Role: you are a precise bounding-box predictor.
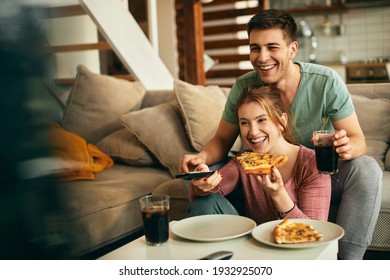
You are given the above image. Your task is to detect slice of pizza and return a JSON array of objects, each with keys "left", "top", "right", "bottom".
[
  {"left": 273, "top": 219, "right": 323, "bottom": 244},
  {"left": 236, "top": 151, "right": 288, "bottom": 175}
]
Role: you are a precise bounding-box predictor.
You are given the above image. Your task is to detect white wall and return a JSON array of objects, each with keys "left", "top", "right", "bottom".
[
  {"left": 23, "top": 0, "right": 77, "bottom": 5},
  {"left": 45, "top": 16, "right": 100, "bottom": 78},
  {"left": 27, "top": 0, "right": 99, "bottom": 78},
  {"left": 156, "top": 0, "right": 179, "bottom": 78}
]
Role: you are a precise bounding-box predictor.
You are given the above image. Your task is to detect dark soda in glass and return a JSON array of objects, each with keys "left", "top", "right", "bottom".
[
  {"left": 315, "top": 145, "right": 339, "bottom": 174},
  {"left": 141, "top": 205, "right": 169, "bottom": 245}
]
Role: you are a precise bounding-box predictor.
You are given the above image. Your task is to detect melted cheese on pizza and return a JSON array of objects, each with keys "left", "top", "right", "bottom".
[
  {"left": 274, "top": 219, "right": 323, "bottom": 244},
  {"left": 236, "top": 152, "right": 288, "bottom": 174}
]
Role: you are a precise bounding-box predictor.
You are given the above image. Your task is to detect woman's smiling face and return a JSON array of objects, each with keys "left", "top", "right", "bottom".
[{"left": 238, "top": 101, "right": 286, "bottom": 154}]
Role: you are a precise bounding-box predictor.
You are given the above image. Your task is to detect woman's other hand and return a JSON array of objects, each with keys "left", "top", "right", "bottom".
[{"left": 192, "top": 163, "right": 222, "bottom": 192}]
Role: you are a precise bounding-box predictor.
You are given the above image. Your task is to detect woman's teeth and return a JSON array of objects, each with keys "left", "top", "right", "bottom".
[{"left": 251, "top": 137, "right": 266, "bottom": 144}]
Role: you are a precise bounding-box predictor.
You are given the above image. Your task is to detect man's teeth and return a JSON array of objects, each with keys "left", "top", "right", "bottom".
[{"left": 260, "top": 65, "right": 275, "bottom": 70}]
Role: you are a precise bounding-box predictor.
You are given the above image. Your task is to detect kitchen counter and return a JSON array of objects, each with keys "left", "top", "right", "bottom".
[{"left": 321, "top": 62, "right": 390, "bottom": 84}]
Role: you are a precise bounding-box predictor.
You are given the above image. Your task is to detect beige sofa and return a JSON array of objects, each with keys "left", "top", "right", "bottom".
[
  {"left": 54, "top": 65, "right": 389, "bottom": 258},
  {"left": 344, "top": 83, "right": 390, "bottom": 252},
  {"left": 54, "top": 65, "right": 241, "bottom": 258}
]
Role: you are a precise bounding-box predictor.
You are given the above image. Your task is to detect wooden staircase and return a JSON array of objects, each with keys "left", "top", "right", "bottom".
[
  {"left": 45, "top": 1, "right": 174, "bottom": 91},
  {"left": 44, "top": 4, "right": 137, "bottom": 86},
  {"left": 44, "top": 1, "right": 265, "bottom": 88},
  {"left": 202, "top": 0, "right": 265, "bottom": 87}
]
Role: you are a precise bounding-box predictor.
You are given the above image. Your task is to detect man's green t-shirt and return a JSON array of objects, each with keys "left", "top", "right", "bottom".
[{"left": 222, "top": 61, "right": 355, "bottom": 149}]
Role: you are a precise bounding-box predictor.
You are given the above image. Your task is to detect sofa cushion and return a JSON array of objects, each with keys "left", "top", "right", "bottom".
[
  {"left": 58, "top": 164, "right": 171, "bottom": 219},
  {"left": 96, "top": 128, "right": 158, "bottom": 166},
  {"left": 141, "top": 90, "right": 176, "bottom": 108},
  {"left": 120, "top": 101, "right": 194, "bottom": 177},
  {"left": 152, "top": 179, "right": 189, "bottom": 221},
  {"left": 62, "top": 65, "right": 145, "bottom": 144},
  {"left": 351, "top": 94, "right": 390, "bottom": 169},
  {"left": 174, "top": 80, "right": 242, "bottom": 153},
  {"left": 56, "top": 164, "right": 172, "bottom": 256},
  {"left": 174, "top": 80, "right": 227, "bottom": 152},
  {"left": 366, "top": 140, "right": 389, "bottom": 171}
]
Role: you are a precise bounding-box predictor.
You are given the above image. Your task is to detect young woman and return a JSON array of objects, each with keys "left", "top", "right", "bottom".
[{"left": 188, "top": 85, "right": 331, "bottom": 223}]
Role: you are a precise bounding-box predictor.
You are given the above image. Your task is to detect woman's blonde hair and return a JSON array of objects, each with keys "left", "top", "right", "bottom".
[{"left": 236, "top": 84, "right": 297, "bottom": 145}]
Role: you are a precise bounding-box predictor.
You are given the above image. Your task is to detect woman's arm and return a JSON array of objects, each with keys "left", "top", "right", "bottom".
[
  {"left": 290, "top": 155, "right": 332, "bottom": 220},
  {"left": 188, "top": 159, "right": 241, "bottom": 202},
  {"left": 261, "top": 149, "right": 331, "bottom": 221}
]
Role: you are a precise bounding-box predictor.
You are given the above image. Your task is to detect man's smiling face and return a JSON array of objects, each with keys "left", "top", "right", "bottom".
[{"left": 249, "top": 28, "right": 296, "bottom": 85}]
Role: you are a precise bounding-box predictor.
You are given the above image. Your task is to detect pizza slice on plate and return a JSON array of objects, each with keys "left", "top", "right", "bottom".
[
  {"left": 273, "top": 219, "right": 323, "bottom": 244},
  {"left": 236, "top": 151, "right": 288, "bottom": 175}
]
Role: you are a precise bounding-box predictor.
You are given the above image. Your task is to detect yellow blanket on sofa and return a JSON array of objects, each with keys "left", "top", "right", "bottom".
[{"left": 50, "top": 123, "right": 113, "bottom": 181}]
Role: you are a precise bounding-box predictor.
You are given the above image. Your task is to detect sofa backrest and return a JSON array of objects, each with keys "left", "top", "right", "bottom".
[
  {"left": 347, "top": 83, "right": 390, "bottom": 171},
  {"left": 347, "top": 83, "right": 390, "bottom": 99}
]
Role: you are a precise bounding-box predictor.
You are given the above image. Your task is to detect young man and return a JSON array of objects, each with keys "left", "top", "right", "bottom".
[{"left": 180, "top": 9, "right": 382, "bottom": 260}]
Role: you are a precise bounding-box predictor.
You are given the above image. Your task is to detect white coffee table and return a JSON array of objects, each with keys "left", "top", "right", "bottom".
[{"left": 99, "top": 228, "right": 338, "bottom": 260}]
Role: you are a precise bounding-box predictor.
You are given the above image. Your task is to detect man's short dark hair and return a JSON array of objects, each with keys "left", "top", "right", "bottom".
[{"left": 247, "top": 9, "right": 297, "bottom": 43}]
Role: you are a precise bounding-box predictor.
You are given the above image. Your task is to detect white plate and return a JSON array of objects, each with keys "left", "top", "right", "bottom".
[
  {"left": 252, "top": 219, "right": 345, "bottom": 249},
  {"left": 170, "top": 215, "right": 256, "bottom": 241}
]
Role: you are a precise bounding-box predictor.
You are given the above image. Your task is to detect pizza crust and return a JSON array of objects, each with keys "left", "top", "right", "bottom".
[{"left": 273, "top": 219, "right": 323, "bottom": 244}]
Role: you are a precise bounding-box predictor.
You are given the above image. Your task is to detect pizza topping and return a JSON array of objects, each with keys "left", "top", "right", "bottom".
[
  {"left": 236, "top": 151, "right": 288, "bottom": 175},
  {"left": 273, "top": 219, "right": 323, "bottom": 244}
]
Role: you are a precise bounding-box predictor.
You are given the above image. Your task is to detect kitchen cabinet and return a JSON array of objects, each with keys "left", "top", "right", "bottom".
[
  {"left": 325, "top": 62, "right": 389, "bottom": 83},
  {"left": 266, "top": 0, "right": 348, "bottom": 15},
  {"left": 346, "top": 63, "right": 389, "bottom": 83},
  {"left": 324, "top": 62, "right": 389, "bottom": 84}
]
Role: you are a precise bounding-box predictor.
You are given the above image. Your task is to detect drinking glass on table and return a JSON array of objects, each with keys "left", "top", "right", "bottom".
[
  {"left": 139, "top": 194, "right": 170, "bottom": 246},
  {"left": 313, "top": 130, "right": 339, "bottom": 174}
]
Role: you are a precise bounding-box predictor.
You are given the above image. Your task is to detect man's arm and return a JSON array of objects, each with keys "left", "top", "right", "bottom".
[
  {"left": 332, "top": 112, "right": 367, "bottom": 160},
  {"left": 202, "top": 118, "right": 240, "bottom": 164},
  {"left": 180, "top": 119, "right": 240, "bottom": 173}
]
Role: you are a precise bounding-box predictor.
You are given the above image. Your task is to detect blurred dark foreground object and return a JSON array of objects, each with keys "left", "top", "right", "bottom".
[{"left": 0, "top": 2, "right": 71, "bottom": 259}]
